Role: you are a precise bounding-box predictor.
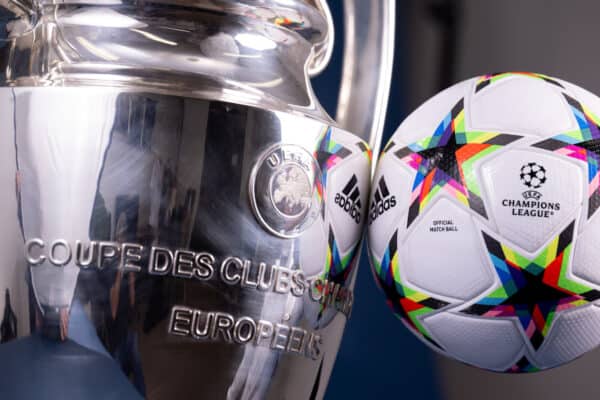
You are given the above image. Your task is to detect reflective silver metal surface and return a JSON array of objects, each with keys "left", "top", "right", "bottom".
[
  {"left": 0, "top": 1, "right": 394, "bottom": 399},
  {"left": 337, "top": 0, "right": 395, "bottom": 162}
]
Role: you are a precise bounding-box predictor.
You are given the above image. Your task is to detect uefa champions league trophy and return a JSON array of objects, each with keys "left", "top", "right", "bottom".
[{"left": 0, "top": 1, "right": 394, "bottom": 399}]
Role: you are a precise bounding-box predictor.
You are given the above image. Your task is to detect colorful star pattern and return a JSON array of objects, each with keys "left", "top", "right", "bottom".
[
  {"left": 371, "top": 231, "right": 449, "bottom": 346},
  {"left": 314, "top": 226, "right": 361, "bottom": 319},
  {"left": 315, "top": 128, "right": 353, "bottom": 217},
  {"left": 475, "top": 72, "right": 564, "bottom": 93},
  {"left": 533, "top": 93, "right": 600, "bottom": 219},
  {"left": 315, "top": 127, "right": 353, "bottom": 185},
  {"left": 323, "top": 226, "right": 359, "bottom": 284},
  {"left": 356, "top": 141, "right": 372, "bottom": 164},
  {"left": 462, "top": 221, "right": 600, "bottom": 351},
  {"left": 394, "top": 99, "right": 522, "bottom": 227},
  {"left": 380, "top": 140, "right": 397, "bottom": 158},
  {"left": 506, "top": 357, "right": 540, "bottom": 373}
]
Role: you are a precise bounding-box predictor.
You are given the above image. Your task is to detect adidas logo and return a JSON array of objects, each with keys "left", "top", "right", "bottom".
[
  {"left": 335, "top": 174, "right": 362, "bottom": 224},
  {"left": 369, "top": 176, "right": 396, "bottom": 225}
]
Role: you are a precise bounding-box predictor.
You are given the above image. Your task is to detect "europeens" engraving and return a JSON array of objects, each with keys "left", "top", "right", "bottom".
[{"left": 169, "top": 306, "right": 323, "bottom": 360}]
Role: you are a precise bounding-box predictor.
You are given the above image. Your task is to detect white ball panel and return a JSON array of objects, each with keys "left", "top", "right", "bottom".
[
  {"left": 572, "top": 209, "right": 600, "bottom": 286},
  {"left": 470, "top": 77, "right": 574, "bottom": 136},
  {"left": 392, "top": 79, "right": 474, "bottom": 145},
  {"left": 403, "top": 197, "right": 494, "bottom": 300},
  {"left": 480, "top": 149, "right": 583, "bottom": 252},
  {"left": 299, "top": 216, "right": 327, "bottom": 278},
  {"left": 423, "top": 312, "right": 525, "bottom": 371},
  {"left": 534, "top": 305, "right": 600, "bottom": 369}
]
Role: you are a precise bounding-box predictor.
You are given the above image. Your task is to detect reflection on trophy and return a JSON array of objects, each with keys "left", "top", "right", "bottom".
[{"left": 0, "top": 1, "right": 393, "bottom": 398}]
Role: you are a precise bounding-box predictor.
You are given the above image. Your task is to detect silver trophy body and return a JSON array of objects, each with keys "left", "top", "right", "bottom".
[{"left": 0, "top": 1, "right": 394, "bottom": 399}]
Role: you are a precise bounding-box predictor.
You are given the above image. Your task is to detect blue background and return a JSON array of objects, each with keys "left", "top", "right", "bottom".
[{"left": 312, "top": 4, "right": 442, "bottom": 399}]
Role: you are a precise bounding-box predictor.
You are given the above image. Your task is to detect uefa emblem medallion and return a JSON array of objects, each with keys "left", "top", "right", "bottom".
[{"left": 250, "top": 144, "right": 323, "bottom": 238}]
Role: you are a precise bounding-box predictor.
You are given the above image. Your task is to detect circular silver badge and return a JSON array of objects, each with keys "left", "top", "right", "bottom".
[{"left": 250, "top": 144, "right": 323, "bottom": 238}]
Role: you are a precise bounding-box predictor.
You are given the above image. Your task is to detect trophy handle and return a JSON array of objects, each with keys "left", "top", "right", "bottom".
[{"left": 336, "top": 0, "right": 396, "bottom": 159}]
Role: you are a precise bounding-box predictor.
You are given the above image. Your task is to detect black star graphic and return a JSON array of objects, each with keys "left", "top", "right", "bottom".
[
  {"left": 463, "top": 223, "right": 600, "bottom": 350},
  {"left": 466, "top": 265, "right": 574, "bottom": 349},
  {"left": 416, "top": 132, "right": 464, "bottom": 184},
  {"left": 394, "top": 99, "right": 521, "bottom": 226}
]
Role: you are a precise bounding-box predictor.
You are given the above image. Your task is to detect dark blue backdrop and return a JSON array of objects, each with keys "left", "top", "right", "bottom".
[{"left": 312, "top": 4, "right": 442, "bottom": 399}]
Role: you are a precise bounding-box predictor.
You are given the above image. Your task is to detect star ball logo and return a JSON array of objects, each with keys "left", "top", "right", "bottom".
[
  {"left": 500, "top": 162, "right": 560, "bottom": 218},
  {"left": 520, "top": 162, "right": 546, "bottom": 199}
]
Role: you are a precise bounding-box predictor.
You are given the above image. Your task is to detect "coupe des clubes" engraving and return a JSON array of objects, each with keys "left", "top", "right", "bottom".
[
  {"left": 24, "top": 238, "right": 352, "bottom": 359},
  {"left": 24, "top": 238, "right": 354, "bottom": 316}
]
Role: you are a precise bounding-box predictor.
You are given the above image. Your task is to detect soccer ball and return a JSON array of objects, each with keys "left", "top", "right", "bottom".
[
  {"left": 368, "top": 72, "right": 600, "bottom": 372},
  {"left": 300, "top": 127, "right": 372, "bottom": 328}
]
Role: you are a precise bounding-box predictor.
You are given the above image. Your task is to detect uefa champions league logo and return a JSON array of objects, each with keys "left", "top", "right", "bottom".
[
  {"left": 250, "top": 144, "right": 322, "bottom": 238},
  {"left": 499, "top": 161, "right": 559, "bottom": 218}
]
